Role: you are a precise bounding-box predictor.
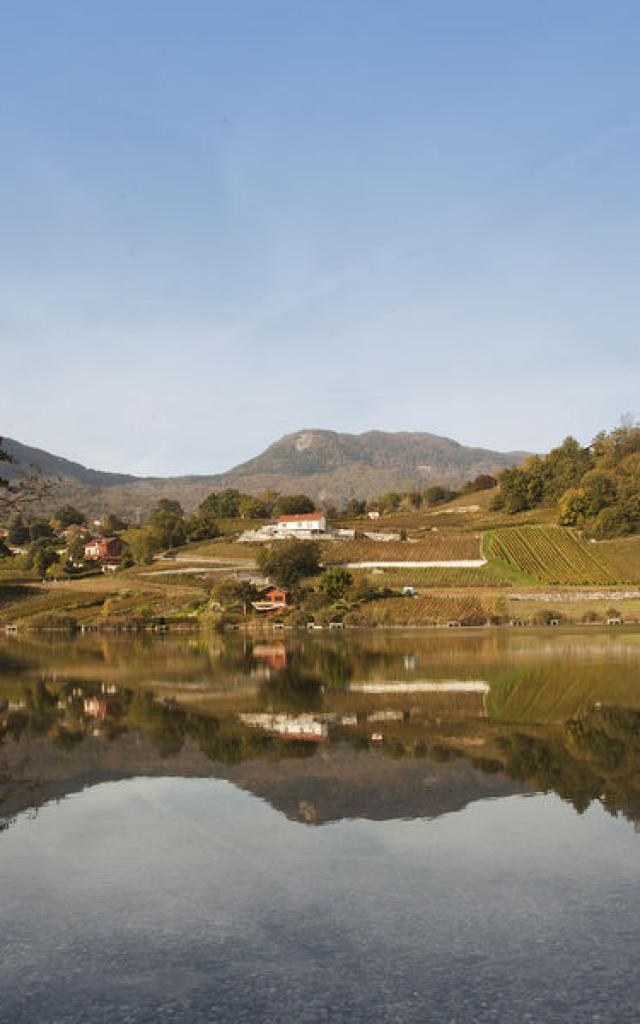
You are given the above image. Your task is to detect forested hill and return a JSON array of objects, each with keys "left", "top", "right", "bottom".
[
  {"left": 226, "top": 429, "right": 529, "bottom": 484},
  {"left": 494, "top": 425, "right": 640, "bottom": 537},
  {"left": 1, "top": 429, "right": 530, "bottom": 515}
]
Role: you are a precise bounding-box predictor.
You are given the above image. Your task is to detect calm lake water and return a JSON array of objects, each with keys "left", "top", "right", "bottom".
[{"left": 2, "top": 628, "right": 640, "bottom": 1022}]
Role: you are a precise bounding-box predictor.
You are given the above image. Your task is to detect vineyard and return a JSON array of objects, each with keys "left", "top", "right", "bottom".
[
  {"left": 595, "top": 537, "right": 640, "bottom": 584},
  {"left": 353, "top": 564, "right": 510, "bottom": 588},
  {"left": 322, "top": 534, "right": 481, "bottom": 564},
  {"left": 488, "top": 527, "right": 621, "bottom": 585},
  {"left": 349, "top": 594, "right": 489, "bottom": 626}
]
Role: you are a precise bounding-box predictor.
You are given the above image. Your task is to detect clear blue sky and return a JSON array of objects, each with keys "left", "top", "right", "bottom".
[{"left": 2, "top": 1, "right": 639, "bottom": 475}]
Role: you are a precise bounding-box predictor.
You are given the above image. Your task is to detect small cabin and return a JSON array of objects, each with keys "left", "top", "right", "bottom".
[
  {"left": 402, "top": 586, "right": 418, "bottom": 597},
  {"left": 251, "top": 586, "right": 289, "bottom": 612}
]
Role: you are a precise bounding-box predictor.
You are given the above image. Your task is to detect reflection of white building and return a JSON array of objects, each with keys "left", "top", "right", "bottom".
[
  {"left": 350, "top": 679, "right": 490, "bottom": 717},
  {"left": 240, "top": 713, "right": 328, "bottom": 741},
  {"left": 350, "top": 681, "right": 489, "bottom": 694},
  {"left": 367, "top": 710, "right": 404, "bottom": 723}
]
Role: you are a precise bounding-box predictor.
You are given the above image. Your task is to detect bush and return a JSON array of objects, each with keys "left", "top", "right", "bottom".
[
  {"left": 533, "top": 608, "right": 564, "bottom": 625},
  {"left": 320, "top": 567, "right": 352, "bottom": 602},
  {"left": 581, "top": 610, "right": 600, "bottom": 623}
]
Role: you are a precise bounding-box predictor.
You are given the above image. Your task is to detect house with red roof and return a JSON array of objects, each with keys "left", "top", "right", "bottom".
[
  {"left": 84, "top": 537, "right": 125, "bottom": 563},
  {"left": 275, "top": 512, "right": 327, "bottom": 537}
]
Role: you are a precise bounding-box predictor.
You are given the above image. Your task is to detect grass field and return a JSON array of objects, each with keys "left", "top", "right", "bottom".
[
  {"left": 0, "top": 571, "right": 209, "bottom": 626},
  {"left": 488, "top": 526, "right": 622, "bottom": 585},
  {"left": 172, "top": 539, "right": 260, "bottom": 562}
]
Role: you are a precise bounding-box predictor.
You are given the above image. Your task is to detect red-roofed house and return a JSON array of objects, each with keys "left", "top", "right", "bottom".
[
  {"left": 251, "top": 586, "right": 289, "bottom": 612},
  {"left": 84, "top": 537, "right": 125, "bottom": 563}
]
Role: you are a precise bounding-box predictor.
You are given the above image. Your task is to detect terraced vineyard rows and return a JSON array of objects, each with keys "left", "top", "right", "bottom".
[
  {"left": 322, "top": 534, "right": 481, "bottom": 564},
  {"left": 596, "top": 538, "right": 640, "bottom": 584},
  {"left": 350, "top": 594, "right": 488, "bottom": 626},
  {"left": 353, "top": 565, "right": 510, "bottom": 588},
  {"left": 489, "top": 527, "right": 620, "bottom": 585}
]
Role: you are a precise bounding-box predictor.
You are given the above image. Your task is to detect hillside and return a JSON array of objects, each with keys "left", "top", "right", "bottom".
[
  {"left": 2, "top": 437, "right": 139, "bottom": 488},
  {"left": 2, "top": 429, "right": 529, "bottom": 515}
]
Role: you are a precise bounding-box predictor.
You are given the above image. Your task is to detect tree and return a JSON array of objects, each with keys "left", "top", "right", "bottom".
[
  {"left": 470, "top": 474, "right": 497, "bottom": 491},
  {"left": 579, "top": 470, "right": 617, "bottom": 517},
  {"left": 256, "top": 539, "right": 320, "bottom": 586},
  {"left": 423, "top": 485, "right": 457, "bottom": 507},
  {"left": 379, "top": 491, "right": 401, "bottom": 513},
  {"left": 273, "top": 494, "right": 316, "bottom": 516},
  {"left": 54, "top": 505, "right": 85, "bottom": 528},
  {"left": 29, "top": 519, "right": 54, "bottom": 541},
  {"left": 7, "top": 513, "right": 29, "bottom": 545},
  {"left": 185, "top": 511, "right": 220, "bottom": 541},
  {"left": 28, "top": 541, "right": 58, "bottom": 577},
  {"left": 496, "top": 468, "right": 530, "bottom": 514},
  {"left": 102, "top": 512, "right": 126, "bottom": 533},
  {"left": 149, "top": 500, "right": 186, "bottom": 548},
  {"left": 541, "top": 436, "right": 593, "bottom": 501},
  {"left": 558, "top": 487, "right": 590, "bottom": 526},
  {"left": 128, "top": 529, "right": 159, "bottom": 564},
  {"left": 66, "top": 532, "right": 88, "bottom": 563},
  {"left": 320, "top": 567, "right": 352, "bottom": 602},
  {"left": 153, "top": 499, "right": 183, "bottom": 518},
  {"left": 238, "top": 494, "right": 270, "bottom": 519},
  {"left": 199, "top": 489, "right": 241, "bottom": 519},
  {"left": 213, "top": 579, "right": 259, "bottom": 614},
  {"left": 342, "top": 498, "right": 366, "bottom": 517}
]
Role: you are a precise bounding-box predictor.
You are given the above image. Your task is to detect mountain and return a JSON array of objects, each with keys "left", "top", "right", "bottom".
[
  {"left": 2, "top": 437, "right": 139, "bottom": 488},
  {"left": 1, "top": 429, "right": 530, "bottom": 514},
  {"left": 221, "top": 429, "right": 530, "bottom": 501}
]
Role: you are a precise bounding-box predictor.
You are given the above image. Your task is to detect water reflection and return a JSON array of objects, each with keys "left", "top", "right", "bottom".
[{"left": 2, "top": 629, "right": 640, "bottom": 830}]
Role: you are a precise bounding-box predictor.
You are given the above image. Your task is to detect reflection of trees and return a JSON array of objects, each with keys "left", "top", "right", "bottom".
[
  {"left": 53, "top": 729, "right": 85, "bottom": 751},
  {"left": 259, "top": 668, "right": 323, "bottom": 714},
  {"left": 317, "top": 648, "right": 352, "bottom": 690},
  {"left": 126, "top": 692, "right": 187, "bottom": 758},
  {"left": 495, "top": 708, "right": 640, "bottom": 822},
  {"left": 496, "top": 733, "right": 596, "bottom": 814}
]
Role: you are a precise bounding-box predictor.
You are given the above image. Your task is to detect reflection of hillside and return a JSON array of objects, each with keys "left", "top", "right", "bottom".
[{"left": 3, "top": 630, "right": 640, "bottom": 829}]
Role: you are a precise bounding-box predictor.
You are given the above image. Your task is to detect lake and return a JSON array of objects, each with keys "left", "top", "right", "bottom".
[{"left": 1, "top": 628, "right": 640, "bottom": 1022}]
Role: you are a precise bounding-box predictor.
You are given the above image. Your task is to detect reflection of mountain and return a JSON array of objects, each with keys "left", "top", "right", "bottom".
[
  {"left": 221, "top": 746, "right": 528, "bottom": 824},
  {"left": 0, "top": 733, "right": 528, "bottom": 830},
  {"left": 4, "top": 630, "right": 640, "bottom": 831}
]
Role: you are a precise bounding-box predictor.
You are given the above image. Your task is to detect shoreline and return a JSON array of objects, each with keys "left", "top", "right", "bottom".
[{"left": 3, "top": 618, "right": 639, "bottom": 636}]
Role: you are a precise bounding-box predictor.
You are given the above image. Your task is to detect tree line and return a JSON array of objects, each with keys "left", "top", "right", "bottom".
[{"left": 493, "top": 422, "right": 640, "bottom": 537}]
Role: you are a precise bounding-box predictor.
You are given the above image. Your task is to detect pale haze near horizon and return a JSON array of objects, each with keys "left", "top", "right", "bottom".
[{"left": 2, "top": 1, "right": 639, "bottom": 476}]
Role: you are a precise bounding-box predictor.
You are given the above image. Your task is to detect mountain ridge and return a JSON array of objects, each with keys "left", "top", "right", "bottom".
[{"left": 2, "top": 429, "right": 531, "bottom": 514}]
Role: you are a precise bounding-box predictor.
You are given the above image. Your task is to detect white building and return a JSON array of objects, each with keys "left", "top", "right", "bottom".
[{"left": 275, "top": 512, "right": 327, "bottom": 537}]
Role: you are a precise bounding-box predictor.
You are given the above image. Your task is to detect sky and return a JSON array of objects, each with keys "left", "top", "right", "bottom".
[{"left": 2, "top": 1, "right": 639, "bottom": 476}]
